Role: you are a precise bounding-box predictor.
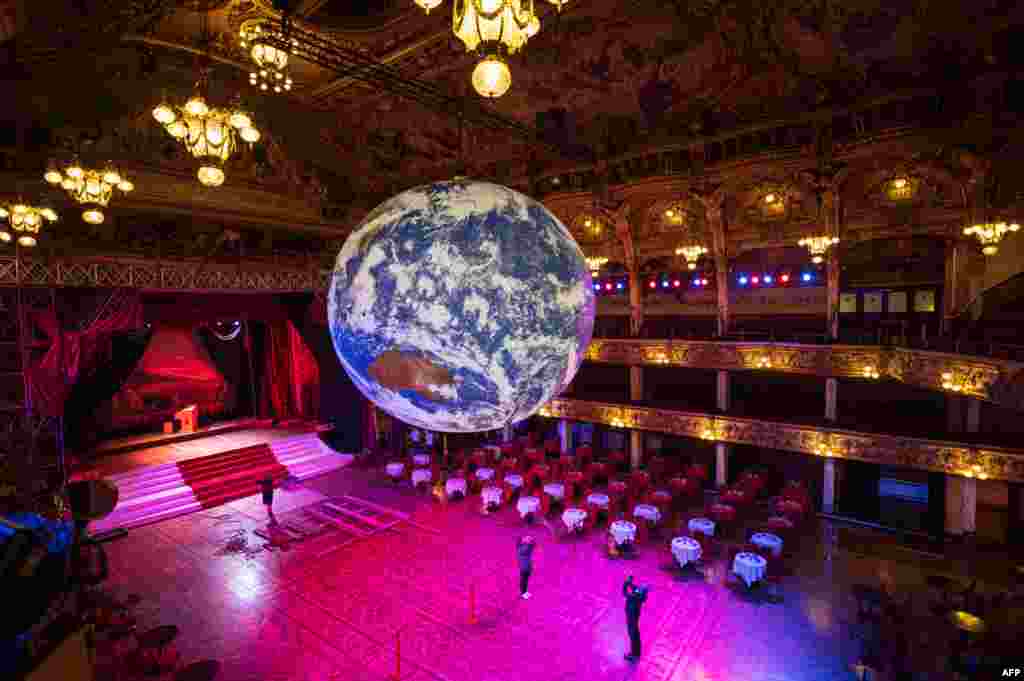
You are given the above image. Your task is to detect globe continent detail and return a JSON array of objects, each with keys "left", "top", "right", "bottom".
[{"left": 328, "top": 180, "right": 595, "bottom": 433}]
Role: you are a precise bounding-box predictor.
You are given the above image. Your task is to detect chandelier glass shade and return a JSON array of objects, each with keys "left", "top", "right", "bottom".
[
  {"left": 447, "top": 0, "right": 539, "bottom": 97},
  {"left": 44, "top": 162, "right": 133, "bottom": 225},
  {"left": 152, "top": 96, "right": 260, "bottom": 187},
  {"left": 414, "top": 0, "right": 444, "bottom": 11},
  {"left": 798, "top": 235, "right": 839, "bottom": 263},
  {"left": 963, "top": 221, "right": 1019, "bottom": 256},
  {"left": 0, "top": 203, "right": 58, "bottom": 247},
  {"left": 585, "top": 256, "right": 608, "bottom": 274},
  {"left": 239, "top": 24, "right": 294, "bottom": 93},
  {"left": 471, "top": 54, "right": 512, "bottom": 98},
  {"left": 675, "top": 244, "right": 707, "bottom": 270}
]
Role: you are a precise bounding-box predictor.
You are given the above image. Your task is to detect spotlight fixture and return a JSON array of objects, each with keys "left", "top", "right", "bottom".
[
  {"left": 648, "top": 281, "right": 656, "bottom": 289},
  {"left": 738, "top": 275, "right": 748, "bottom": 285},
  {"left": 780, "top": 274, "right": 790, "bottom": 283},
  {"left": 802, "top": 272, "right": 813, "bottom": 282}
]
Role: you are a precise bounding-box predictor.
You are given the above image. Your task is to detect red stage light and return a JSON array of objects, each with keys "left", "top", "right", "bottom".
[
  {"left": 780, "top": 274, "right": 790, "bottom": 283},
  {"left": 605, "top": 283, "right": 613, "bottom": 290},
  {"left": 649, "top": 281, "right": 656, "bottom": 289},
  {"left": 701, "top": 278, "right": 709, "bottom": 286},
  {"left": 673, "top": 280, "right": 680, "bottom": 287},
  {"left": 752, "top": 276, "right": 760, "bottom": 284}
]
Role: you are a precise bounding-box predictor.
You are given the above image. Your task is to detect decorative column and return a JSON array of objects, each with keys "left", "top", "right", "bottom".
[
  {"left": 692, "top": 185, "right": 730, "bottom": 337},
  {"left": 803, "top": 166, "right": 846, "bottom": 342},
  {"left": 610, "top": 201, "right": 643, "bottom": 337},
  {"left": 629, "top": 365, "right": 643, "bottom": 469},
  {"left": 558, "top": 419, "right": 572, "bottom": 453},
  {"left": 946, "top": 393, "right": 980, "bottom": 537},
  {"left": 824, "top": 378, "right": 838, "bottom": 422},
  {"left": 942, "top": 240, "right": 970, "bottom": 336},
  {"left": 966, "top": 397, "right": 981, "bottom": 433},
  {"left": 716, "top": 370, "right": 729, "bottom": 412},
  {"left": 822, "top": 459, "right": 836, "bottom": 514},
  {"left": 715, "top": 443, "right": 728, "bottom": 488},
  {"left": 628, "top": 267, "right": 644, "bottom": 337}
]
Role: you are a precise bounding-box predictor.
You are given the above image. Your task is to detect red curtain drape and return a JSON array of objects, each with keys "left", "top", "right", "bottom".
[
  {"left": 260, "top": 319, "right": 319, "bottom": 420},
  {"left": 26, "top": 289, "right": 145, "bottom": 417}
]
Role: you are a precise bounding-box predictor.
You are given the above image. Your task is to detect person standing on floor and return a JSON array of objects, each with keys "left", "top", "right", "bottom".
[
  {"left": 260, "top": 476, "right": 277, "bottom": 524},
  {"left": 517, "top": 535, "right": 535, "bottom": 599},
  {"left": 623, "top": 575, "right": 648, "bottom": 662}
]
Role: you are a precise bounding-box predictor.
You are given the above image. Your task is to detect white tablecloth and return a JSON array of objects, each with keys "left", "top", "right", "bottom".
[
  {"left": 633, "top": 504, "right": 661, "bottom": 523},
  {"left": 688, "top": 517, "right": 716, "bottom": 537},
  {"left": 412, "top": 454, "right": 431, "bottom": 467},
  {"left": 385, "top": 462, "right": 405, "bottom": 477},
  {"left": 481, "top": 486, "right": 503, "bottom": 506},
  {"left": 733, "top": 552, "right": 767, "bottom": 587},
  {"left": 504, "top": 474, "right": 523, "bottom": 488},
  {"left": 411, "top": 468, "right": 433, "bottom": 485},
  {"left": 517, "top": 496, "right": 540, "bottom": 518},
  {"left": 610, "top": 520, "right": 637, "bottom": 545},
  {"left": 561, "top": 507, "right": 587, "bottom": 531},
  {"left": 446, "top": 478, "right": 467, "bottom": 496},
  {"left": 543, "top": 483, "right": 565, "bottom": 499},
  {"left": 475, "top": 467, "right": 495, "bottom": 481},
  {"left": 671, "top": 536, "right": 702, "bottom": 567},
  {"left": 586, "top": 493, "right": 610, "bottom": 507},
  {"left": 750, "top": 532, "right": 784, "bottom": 557}
]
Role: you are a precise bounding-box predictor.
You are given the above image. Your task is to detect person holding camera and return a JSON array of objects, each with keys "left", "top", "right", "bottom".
[{"left": 623, "top": 575, "right": 649, "bottom": 661}]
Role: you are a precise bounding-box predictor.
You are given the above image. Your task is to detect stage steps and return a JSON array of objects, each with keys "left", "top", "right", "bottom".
[{"left": 91, "top": 432, "right": 353, "bottom": 533}]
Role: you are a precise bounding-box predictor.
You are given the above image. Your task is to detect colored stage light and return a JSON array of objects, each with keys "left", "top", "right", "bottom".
[
  {"left": 763, "top": 275, "right": 773, "bottom": 284},
  {"left": 752, "top": 276, "right": 760, "bottom": 284},
  {"left": 802, "top": 272, "right": 812, "bottom": 282},
  {"left": 661, "top": 280, "right": 670, "bottom": 288},
  {"left": 649, "top": 281, "right": 656, "bottom": 289},
  {"left": 605, "top": 282, "right": 613, "bottom": 290},
  {"left": 701, "top": 278, "right": 709, "bottom": 286},
  {"left": 593, "top": 283, "right": 600, "bottom": 291},
  {"left": 617, "top": 282, "right": 624, "bottom": 290},
  {"left": 780, "top": 274, "right": 790, "bottom": 283},
  {"left": 739, "top": 275, "right": 748, "bottom": 285},
  {"left": 672, "top": 280, "right": 680, "bottom": 287}
]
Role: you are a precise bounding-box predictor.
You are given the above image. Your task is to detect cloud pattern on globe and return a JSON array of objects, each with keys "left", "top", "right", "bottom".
[{"left": 329, "top": 180, "right": 595, "bottom": 433}]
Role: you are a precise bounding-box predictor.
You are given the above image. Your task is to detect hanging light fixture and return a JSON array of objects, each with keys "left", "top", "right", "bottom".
[
  {"left": 44, "top": 161, "right": 133, "bottom": 224},
  {"left": 0, "top": 202, "right": 58, "bottom": 247},
  {"left": 438, "top": 0, "right": 539, "bottom": 98},
  {"left": 153, "top": 86, "right": 261, "bottom": 187},
  {"left": 963, "top": 221, "right": 1019, "bottom": 256},
  {"left": 585, "top": 256, "right": 608, "bottom": 275},
  {"left": 239, "top": 23, "right": 295, "bottom": 94},
  {"left": 675, "top": 244, "right": 707, "bottom": 270},
  {"left": 798, "top": 235, "right": 839, "bottom": 264}
]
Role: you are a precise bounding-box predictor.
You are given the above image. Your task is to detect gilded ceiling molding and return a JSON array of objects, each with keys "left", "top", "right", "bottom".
[
  {"left": 0, "top": 256, "right": 327, "bottom": 293},
  {"left": 543, "top": 398, "right": 1024, "bottom": 483},
  {"left": 582, "top": 339, "right": 1024, "bottom": 410}
]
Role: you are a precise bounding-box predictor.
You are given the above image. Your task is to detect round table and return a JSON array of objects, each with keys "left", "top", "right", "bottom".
[
  {"left": 750, "top": 532, "right": 784, "bottom": 557},
  {"left": 586, "top": 493, "right": 610, "bottom": 508},
  {"left": 561, "top": 507, "right": 587, "bottom": 531},
  {"left": 517, "top": 496, "right": 540, "bottom": 518},
  {"left": 412, "top": 454, "right": 431, "bottom": 467},
  {"left": 504, "top": 473, "right": 523, "bottom": 488},
  {"left": 543, "top": 483, "right": 565, "bottom": 500},
  {"left": 445, "top": 478, "right": 467, "bottom": 496},
  {"left": 476, "top": 467, "right": 495, "bottom": 481},
  {"left": 733, "top": 552, "right": 767, "bottom": 587},
  {"left": 411, "top": 468, "right": 433, "bottom": 486},
  {"left": 688, "top": 517, "right": 716, "bottom": 536},
  {"left": 385, "top": 462, "right": 405, "bottom": 477},
  {"left": 671, "top": 536, "right": 702, "bottom": 567},
  {"left": 610, "top": 520, "right": 637, "bottom": 545},
  {"left": 633, "top": 504, "right": 661, "bottom": 523},
  {"left": 481, "top": 486, "right": 503, "bottom": 507}
]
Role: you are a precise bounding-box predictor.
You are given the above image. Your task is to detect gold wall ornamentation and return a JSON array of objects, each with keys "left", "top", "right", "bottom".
[
  {"left": 546, "top": 398, "right": 1024, "bottom": 482},
  {"left": 581, "top": 339, "right": 1024, "bottom": 409}
]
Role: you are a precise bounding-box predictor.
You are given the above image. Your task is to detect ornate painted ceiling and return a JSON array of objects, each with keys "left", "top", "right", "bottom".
[{"left": 1, "top": 0, "right": 1023, "bottom": 267}]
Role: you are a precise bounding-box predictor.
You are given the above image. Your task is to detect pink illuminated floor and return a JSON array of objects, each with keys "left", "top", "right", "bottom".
[{"left": 101, "top": 468, "right": 972, "bottom": 681}]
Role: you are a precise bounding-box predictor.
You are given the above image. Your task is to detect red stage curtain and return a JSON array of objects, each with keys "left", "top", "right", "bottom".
[
  {"left": 260, "top": 320, "right": 319, "bottom": 420},
  {"left": 26, "top": 289, "right": 144, "bottom": 417}
]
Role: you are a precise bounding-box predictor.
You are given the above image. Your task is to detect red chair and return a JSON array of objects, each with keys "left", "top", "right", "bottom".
[
  {"left": 557, "top": 453, "right": 575, "bottom": 477},
  {"left": 647, "top": 489, "right": 672, "bottom": 517},
  {"left": 608, "top": 449, "right": 627, "bottom": 471},
  {"left": 575, "top": 444, "right": 594, "bottom": 468},
  {"left": 500, "top": 441, "right": 521, "bottom": 459},
  {"left": 564, "top": 470, "right": 585, "bottom": 501},
  {"left": 544, "top": 438, "right": 561, "bottom": 456},
  {"left": 721, "top": 488, "right": 751, "bottom": 507},
  {"left": 628, "top": 470, "right": 651, "bottom": 509},
  {"left": 607, "top": 480, "right": 628, "bottom": 515},
  {"left": 588, "top": 461, "right": 610, "bottom": 487},
  {"left": 524, "top": 447, "right": 545, "bottom": 466},
  {"left": 529, "top": 464, "right": 551, "bottom": 492},
  {"left": 686, "top": 463, "right": 709, "bottom": 483},
  {"left": 708, "top": 503, "right": 736, "bottom": 527},
  {"left": 647, "top": 455, "right": 668, "bottom": 480}
]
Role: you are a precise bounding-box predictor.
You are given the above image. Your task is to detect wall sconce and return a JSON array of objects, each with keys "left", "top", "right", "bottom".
[
  {"left": 963, "top": 464, "right": 988, "bottom": 481},
  {"left": 941, "top": 371, "right": 965, "bottom": 393},
  {"left": 861, "top": 365, "right": 880, "bottom": 379},
  {"left": 609, "top": 416, "right": 626, "bottom": 429},
  {"left": 646, "top": 350, "right": 670, "bottom": 365},
  {"left": 816, "top": 440, "right": 838, "bottom": 458},
  {"left": 756, "top": 355, "right": 772, "bottom": 369},
  {"left": 700, "top": 421, "right": 722, "bottom": 441}
]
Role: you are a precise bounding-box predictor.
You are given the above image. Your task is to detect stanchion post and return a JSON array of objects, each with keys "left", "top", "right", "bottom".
[
  {"left": 469, "top": 581, "right": 477, "bottom": 624},
  {"left": 390, "top": 628, "right": 401, "bottom": 681}
]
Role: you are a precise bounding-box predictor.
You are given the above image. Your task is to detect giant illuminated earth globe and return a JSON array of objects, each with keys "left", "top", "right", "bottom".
[{"left": 328, "top": 179, "right": 595, "bottom": 433}]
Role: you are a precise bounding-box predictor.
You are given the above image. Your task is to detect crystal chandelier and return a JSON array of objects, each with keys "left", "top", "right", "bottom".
[
  {"left": 0, "top": 202, "right": 58, "bottom": 247},
  {"left": 675, "top": 244, "right": 707, "bottom": 270},
  {"left": 798, "top": 235, "right": 839, "bottom": 264},
  {"left": 152, "top": 90, "right": 261, "bottom": 187},
  {"left": 239, "top": 24, "right": 294, "bottom": 94},
  {"left": 585, "top": 256, "right": 608, "bottom": 275},
  {"left": 963, "top": 221, "right": 1019, "bottom": 256},
  {"left": 413, "top": 0, "right": 540, "bottom": 98},
  {"left": 44, "top": 162, "right": 133, "bottom": 224}
]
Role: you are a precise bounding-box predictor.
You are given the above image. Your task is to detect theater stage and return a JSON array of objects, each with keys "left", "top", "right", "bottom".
[{"left": 84, "top": 420, "right": 352, "bottom": 533}]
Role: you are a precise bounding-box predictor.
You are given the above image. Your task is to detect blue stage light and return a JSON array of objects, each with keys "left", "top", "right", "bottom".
[
  {"left": 739, "top": 275, "right": 748, "bottom": 285},
  {"left": 763, "top": 275, "right": 773, "bottom": 284},
  {"left": 617, "top": 282, "right": 624, "bottom": 290},
  {"left": 802, "top": 272, "right": 812, "bottom": 282}
]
